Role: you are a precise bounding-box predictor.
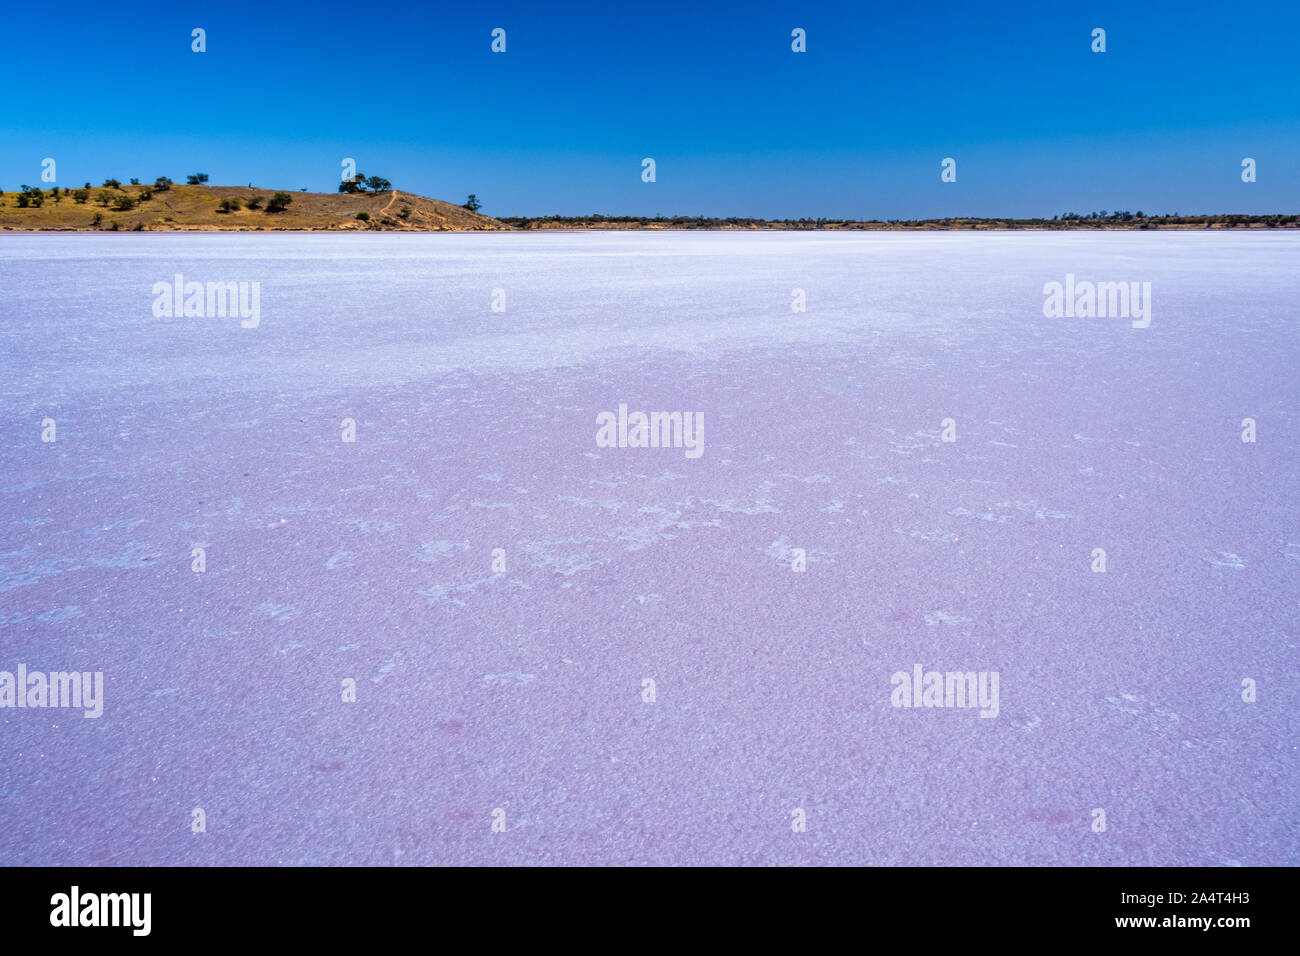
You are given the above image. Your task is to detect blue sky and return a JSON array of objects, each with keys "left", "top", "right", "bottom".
[{"left": 3, "top": 0, "right": 1297, "bottom": 218}]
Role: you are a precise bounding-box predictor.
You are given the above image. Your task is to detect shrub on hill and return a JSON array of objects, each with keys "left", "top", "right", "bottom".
[
  {"left": 187, "top": 173, "right": 209, "bottom": 185},
  {"left": 112, "top": 194, "right": 137, "bottom": 211},
  {"left": 245, "top": 195, "right": 263, "bottom": 210},
  {"left": 218, "top": 198, "right": 241, "bottom": 213},
  {"left": 265, "top": 192, "right": 293, "bottom": 213},
  {"left": 154, "top": 177, "right": 173, "bottom": 191},
  {"left": 72, "top": 188, "right": 89, "bottom": 204}
]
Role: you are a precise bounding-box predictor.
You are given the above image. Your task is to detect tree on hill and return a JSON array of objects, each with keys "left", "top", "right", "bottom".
[
  {"left": 245, "top": 195, "right": 263, "bottom": 210},
  {"left": 154, "top": 176, "right": 173, "bottom": 191},
  {"left": 265, "top": 192, "right": 293, "bottom": 213},
  {"left": 186, "top": 173, "right": 209, "bottom": 185},
  {"left": 102, "top": 179, "right": 122, "bottom": 189},
  {"left": 463, "top": 194, "right": 481, "bottom": 213},
  {"left": 365, "top": 176, "right": 392, "bottom": 193},
  {"left": 338, "top": 174, "right": 366, "bottom": 194}
]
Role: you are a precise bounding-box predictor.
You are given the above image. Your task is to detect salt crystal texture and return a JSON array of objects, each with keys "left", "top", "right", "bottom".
[{"left": 0, "top": 232, "right": 1295, "bottom": 865}]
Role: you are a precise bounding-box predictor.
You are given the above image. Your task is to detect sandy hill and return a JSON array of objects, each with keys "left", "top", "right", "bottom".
[{"left": 0, "top": 183, "right": 507, "bottom": 232}]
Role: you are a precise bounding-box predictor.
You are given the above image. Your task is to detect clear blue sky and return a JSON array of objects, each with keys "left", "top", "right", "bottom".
[{"left": 3, "top": 0, "right": 1296, "bottom": 218}]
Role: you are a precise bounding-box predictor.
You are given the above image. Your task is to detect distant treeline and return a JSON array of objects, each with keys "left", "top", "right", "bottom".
[{"left": 497, "top": 212, "right": 1300, "bottom": 230}]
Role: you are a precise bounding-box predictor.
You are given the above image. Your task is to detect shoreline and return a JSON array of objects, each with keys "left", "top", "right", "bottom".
[
  {"left": 6, "top": 184, "right": 1295, "bottom": 233},
  {"left": 6, "top": 224, "right": 1300, "bottom": 234}
]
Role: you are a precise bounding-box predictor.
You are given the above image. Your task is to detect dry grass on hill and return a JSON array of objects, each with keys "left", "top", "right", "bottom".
[{"left": 0, "top": 183, "right": 506, "bottom": 232}]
